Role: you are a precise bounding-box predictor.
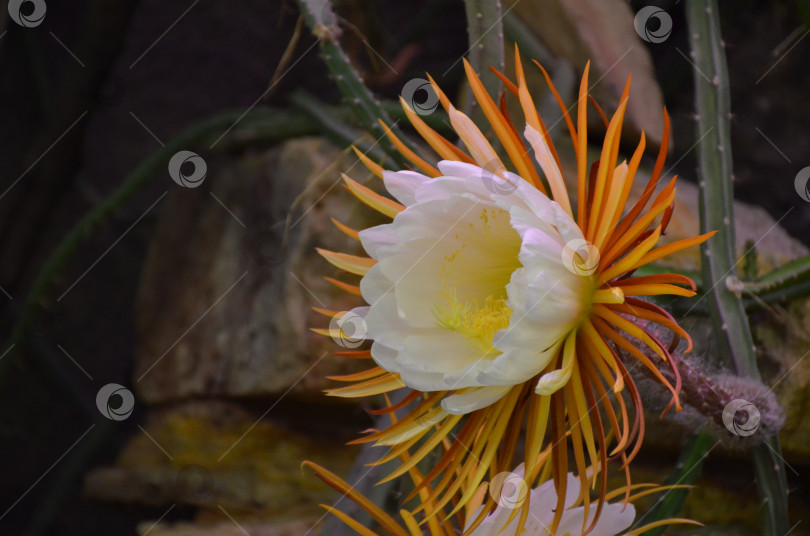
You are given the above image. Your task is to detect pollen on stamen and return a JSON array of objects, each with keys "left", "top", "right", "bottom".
[{"left": 434, "top": 289, "right": 512, "bottom": 354}]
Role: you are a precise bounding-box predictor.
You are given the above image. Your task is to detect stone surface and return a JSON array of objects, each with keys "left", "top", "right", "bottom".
[
  {"left": 83, "top": 400, "right": 356, "bottom": 521},
  {"left": 752, "top": 297, "right": 810, "bottom": 464},
  {"left": 137, "top": 519, "right": 315, "bottom": 536},
  {"left": 134, "top": 138, "right": 375, "bottom": 403}
]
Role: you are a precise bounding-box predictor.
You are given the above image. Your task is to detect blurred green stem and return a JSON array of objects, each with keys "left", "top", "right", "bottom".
[
  {"left": 639, "top": 431, "right": 714, "bottom": 536},
  {"left": 687, "top": 1, "right": 789, "bottom": 535}
]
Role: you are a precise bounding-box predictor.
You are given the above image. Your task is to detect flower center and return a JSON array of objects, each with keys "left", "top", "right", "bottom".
[{"left": 434, "top": 290, "right": 513, "bottom": 355}]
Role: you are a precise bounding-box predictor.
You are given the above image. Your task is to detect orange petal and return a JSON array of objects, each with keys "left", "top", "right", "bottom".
[
  {"left": 342, "top": 174, "right": 404, "bottom": 218},
  {"left": 317, "top": 248, "right": 376, "bottom": 275}
]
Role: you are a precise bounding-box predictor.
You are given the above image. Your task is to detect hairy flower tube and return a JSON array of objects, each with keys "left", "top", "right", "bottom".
[{"left": 315, "top": 48, "right": 715, "bottom": 533}]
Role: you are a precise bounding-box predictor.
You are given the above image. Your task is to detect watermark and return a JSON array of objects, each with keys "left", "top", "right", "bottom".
[
  {"left": 168, "top": 150, "right": 207, "bottom": 188},
  {"left": 561, "top": 239, "right": 600, "bottom": 276},
  {"left": 481, "top": 160, "right": 518, "bottom": 196},
  {"left": 8, "top": 0, "right": 46, "bottom": 28},
  {"left": 488, "top": 471, "right": 529, "bottom": 510},
  {"left": 634, "top": 6, "right": 672, "bottom": 44},
  {"left": 330, "top": 311, "right": 368, "bottom": 348},
  {"left": 96, "top": 383, "right": 135, "bottom": 421},
  {"left": 722, "top": 399, "right": 761, "bottom": 437},
  {"left": 795, "top": 166, "right": 810, "bottom": 202},
  {"left": 401, "top": 78, "right": 439, "bottom": 116},
  {"left": 176, "top": 465, "right": 215, "bottom": 503}
]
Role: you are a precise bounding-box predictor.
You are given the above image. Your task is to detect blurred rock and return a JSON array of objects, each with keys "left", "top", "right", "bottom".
[
  {"left": 507, "top": 0, "right": 667, "bottom": 148},
  {"left": 137, "top": 519, "right": 314, "bottom": 536},
  {"left": 84, "top": 400, "right": 356, "bottom": 521},
  {"left": 134, "top": 137, "right": 374, "bottom": 403},
  {"left": 752, "top": 297, "right": 810, "bottom": 465}
]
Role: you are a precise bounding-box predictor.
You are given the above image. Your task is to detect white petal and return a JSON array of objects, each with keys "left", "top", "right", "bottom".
[
  {"left": 412, "top": 175, "right": 493, "bottom": 205},
  {"left": 399, "top": 332, "right": 486, "bottom": 377},
  {"left": 370, "top": 342, "right": 400, "bottom": 371},
  {"left": 399, "top": 367, "right": 454, "bottom": 391},
  {"left": 493, "top": 175, "right": 557, "bottom": 225},
  {"left": 552, "top": 200, "right": 586, "bottom": 247},
  {"left": 378, "top": 199, "right": 520, "bottom": 324},
  {"left": 479, "top": 337, "right": 562, "bottom": 385},
  {"left": 365, "top": 292, "right": 420, "bottom": 348},
  {"left": 518, "top": 227, "right": 566, "bottom": 269},
  {"left": 358, "top": 224, "right": 398, "bottom": 258},
  {"left": 524, "top": 472, "right": 581, "bottom": 531},
  {"left": 359, "top": 263, "right": 391, "bottom": 304},
  {"left": 556, "top": 502, "right": 636, "bottom": 536},
  {"left": 382, "top": 170, "right": 428, "bottom": 206},
  {"left": 441, "top": 386, "right": 510, "bottom": 414},
  {"left": 437, "top": 160, "right": 486, "bottom": 180}
]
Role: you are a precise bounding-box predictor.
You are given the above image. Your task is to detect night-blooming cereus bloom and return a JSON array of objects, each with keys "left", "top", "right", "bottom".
[
  {"left": 305, "top": 460, "right": 700, "bottom": 536},
  {"left": 468, "top": 468, "right": 635, "bottom": 536},
  {"left": 315, "top": 47, "right": 715, "bottom": 533}
]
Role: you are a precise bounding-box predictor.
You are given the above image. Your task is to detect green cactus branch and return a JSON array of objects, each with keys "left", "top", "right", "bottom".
[
  {"left": 295, "top": 0, "right": 416, "bottom": 167},
  {"left": 686, "top": 1, "right": 790, "bottom": 535},
  {"left": 688, "top": 1, "right": 755, "bottom": 378},
  {"left": 746, "top": 254, "right": 810, "bottom": 294},
  {"left": 665, "top": 252, "right": 810, "bottom": 315},
  {"left": 463, "top": 0, "right": 505, "bottom": 130}
]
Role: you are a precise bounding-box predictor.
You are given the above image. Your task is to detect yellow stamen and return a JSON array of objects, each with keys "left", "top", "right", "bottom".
[{"left": 434, "top": 290, "right": 512, "bottom": 354}]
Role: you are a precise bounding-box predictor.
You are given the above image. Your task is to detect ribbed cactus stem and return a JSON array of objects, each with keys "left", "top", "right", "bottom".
[
  {"left": 688, "top": 0, "right": 753, "bottom": 377},
  {"left": 686, "top": 1, "right": 789, "bottom": 534},
  {"left": 463, "top": 0, "right": 504, "bottom": 132},
  {"left": 296, "top": 0, "right": 415, "bottom": 166},
  {"left": 745, "top": 254, "right": 810, "bottom": 295}
]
